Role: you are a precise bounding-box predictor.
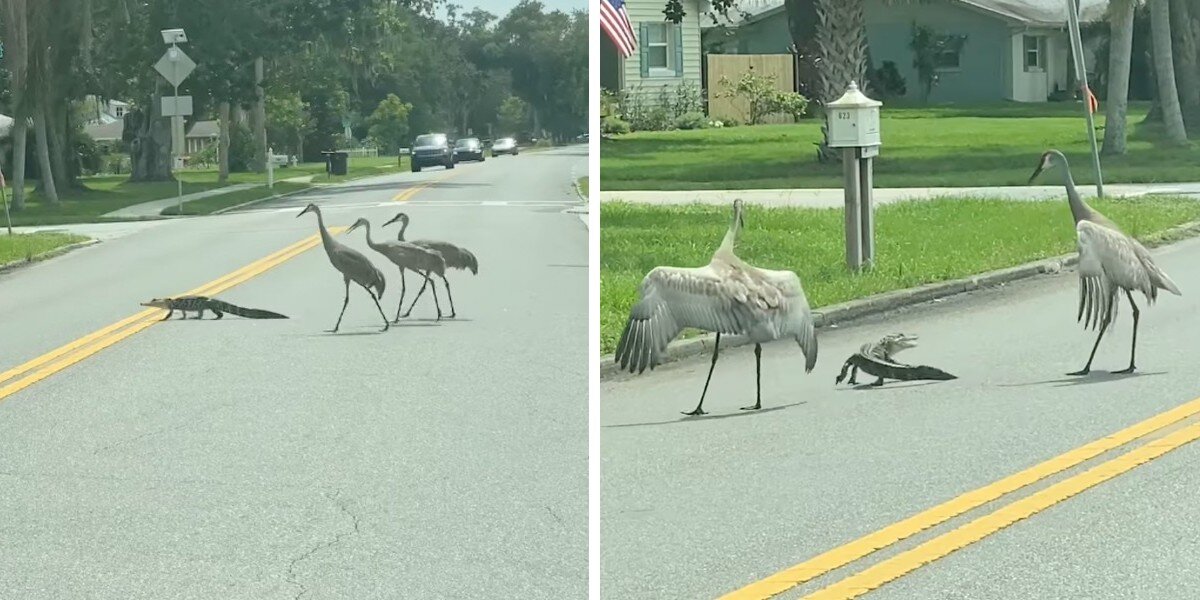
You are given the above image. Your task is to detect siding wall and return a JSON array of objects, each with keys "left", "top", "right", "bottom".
[{"left": 620, "top": 0, "right": 705, "bottom": 104}]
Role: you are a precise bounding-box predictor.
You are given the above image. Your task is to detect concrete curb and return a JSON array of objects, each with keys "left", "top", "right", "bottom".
[
  {"left": 210, "top": 184, "right": 322, "bottom": 215},
  {"left": 599, "top": 217, "right": 1200, "bottom": 380},
  {"left": 0, "top": 238, "right": 100, "bottom": 275}
]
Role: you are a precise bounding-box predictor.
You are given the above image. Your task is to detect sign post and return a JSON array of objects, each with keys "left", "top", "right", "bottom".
[
  {"left": 267, "top": 147, "right": 275, "bottom": 190},
  {"left": 0, "top": 167, "right": 11, "bottom": 236},
  {"left": 826, "top": 81, "right": 883, "bottom": 272},
  {"left": 1065, "top": 0, "right": 1103, "bottom": 198},
  {"left": 154, "top": 30, "right": 195, "bottom": 214}
]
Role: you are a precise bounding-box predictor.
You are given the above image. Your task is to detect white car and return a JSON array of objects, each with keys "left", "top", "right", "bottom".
[{"left": 490, "top": 137, "right": 519, "bottom": 156}]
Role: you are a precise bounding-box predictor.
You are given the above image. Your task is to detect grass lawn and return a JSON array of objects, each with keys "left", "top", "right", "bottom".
[
  {"left": 0, "top": 232, "right": 90, "bottom": 265},
  {"left": 599, "top": 196, "right": 1200, "bottom": 354},
  {"left": 160, "top": 181, "right": 311, "bottom": 216},
  {"left": 600, "top": 102, "right": 1200, "bottom": 191},
  {"left": 5, "top": 155, "right": 408, "bottom": 226},
  {"left": 579, "top": 176, "right": 588, "bottom": 198}
]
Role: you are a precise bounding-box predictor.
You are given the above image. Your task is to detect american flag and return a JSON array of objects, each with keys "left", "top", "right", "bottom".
[{"left": 600, "top": 0, "right": 637, "bottom": 58}]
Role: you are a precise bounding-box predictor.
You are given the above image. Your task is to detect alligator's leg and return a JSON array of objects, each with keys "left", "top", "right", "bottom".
[
  {"left": 364, "top": 285, "right": 390, "bottom": 332},
  {"left": 835, "top": 359, "right": 852, "bottom": 384},
  {"left": 330, "top": 278, "right": 350, "bottom": 333},
  {"left": 684, "top": 333, "right": 721, "bottom": 416},
  {"left": 848, "top": 364, "right": 859, "bottom": 385},
  {"left": 160, "top": 309, "right": 174, "bottom": 321},
  {"left": 870, "top": 376, "right": 886, "bottom": 387},
  {"left": 1068, "top": 306, "right": 1112, "bottom": 376},
  {"left": 212, "top": 307, "right": 224, "bottom": 319},
  {"left": 1113, "top": 290, "right": 1140, "bottom": 374},
  {"left": 740, "top": 343, "right": 764, "bottom": 411},
  {"left": 440, "top": 273, "right": 456, "bottom": 318}
]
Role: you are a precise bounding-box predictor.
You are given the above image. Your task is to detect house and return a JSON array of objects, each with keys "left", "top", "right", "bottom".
[
  {"left": 705, "top": 0, "right": 1109, "bottom": 103},
  {"left": 600, "top": 0, "right": 711, "bottom": 103},
  {"left": 84, "top": 117, "right": 220, "bottom": 156}
]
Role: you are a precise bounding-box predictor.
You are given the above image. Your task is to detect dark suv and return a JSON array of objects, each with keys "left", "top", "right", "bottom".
[
  {"left": 411, "top": 133, "right": 455, "bottom": 172},
  {"left": 453, "top": 137, "right": 485, "bottom": 163}
]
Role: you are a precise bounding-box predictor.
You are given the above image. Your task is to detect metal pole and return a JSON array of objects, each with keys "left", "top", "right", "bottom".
[
  {"left": 267, "top": 146, "right": 274, "bottom": 189},
  {"left": 1066, "top": 0, "right": 1104, "bottom": 198},
  {"left": 859, "top": 152, "right": 875, "bottom": 268},
  {"left": 843, "top": 147, "right": 862, "bottom": 271},
  {"left": 174, "top": 80, "right": 182, "bottom": 214},
  {"left": 0, "top": 167, "right": 11, "bottom": 236}
]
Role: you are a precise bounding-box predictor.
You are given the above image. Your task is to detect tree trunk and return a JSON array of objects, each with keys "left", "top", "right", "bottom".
[
  {"left": 218, "top": 101, "right": 231, "bottom": 183},
  {"left": 10, "top": 119, "right": 27, "bottom": 211},
  {"left": 814, "top": 0, "right": 868, "bottom": 162},
  {"left": 128, "top": 85, "right": 174, "bottom": 182},
  {"left": 250, "top": 56, "right": 267, "bottom": 172},
  {"left": 784, "top": 0, "right": 821, "bottom": 100},
  {"left": 32, "top": 108, "right": 58, "bottom": 204},
  {"left": 1104, "top": 0, "right": 1136, "bottom": 154},
  {"left": 1170, "top": 0, "right": 1200, "bottom": 130},
  {"left": 46, "top": 96, "right": 71, "bottom": 192},
  {"left": 1150, "top": 0, "right": 1189, "bottom": 143}
]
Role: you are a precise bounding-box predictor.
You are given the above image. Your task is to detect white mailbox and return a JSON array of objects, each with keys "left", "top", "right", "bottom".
[{"left": 826, "top": 81, "right": 881, "bottom": 149}]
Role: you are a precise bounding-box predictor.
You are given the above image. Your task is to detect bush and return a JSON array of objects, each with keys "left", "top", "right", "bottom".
[
  {"left": 602, "top": 115, "right": 631, "bottom": 135},
  {"left": 74, "top": 133, "right": 102, "bottom": 176},
  {"left": 716, "top": 72, "right": 810, "bottom": 124},
  {"left": 673, "top": 111, "right": 708, "bottom": 130},
  {"left": 228, "top": 123, "right": 256, "bottom": 172},
  {"left": 869, "top": 60, "right": 907, "bottom": 100}
]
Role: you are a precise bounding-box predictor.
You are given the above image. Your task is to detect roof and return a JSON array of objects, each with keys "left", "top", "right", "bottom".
[
  {"left": 84, "top": 118, "right": 220, "bottom": 141},
  {"left": 186, "top": 120, "right": 219, "bottom": 138},
  {"left": 707, "top": 0, "right": 1110, "bottom": 29}
]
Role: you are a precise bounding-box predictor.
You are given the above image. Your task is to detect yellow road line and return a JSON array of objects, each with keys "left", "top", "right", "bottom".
[
  {"left": 804, "top": 418, "right": 1200, "bottom": 599},
  {"left": 0, "top": 227, "right": 346, "bottom": 403},
  {"left": 718, "top": 394, "right": 1200, "bottom": 599},
  {"left": 393, "top": 168, "right": 461, "bottom": 202}
]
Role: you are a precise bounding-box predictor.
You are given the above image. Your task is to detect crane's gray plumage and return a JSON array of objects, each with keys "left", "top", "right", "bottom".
[
  {"left": 297, "top": 203, "right": 390, "bottom": 332},
  {"left": 347, "top": 216, "right": 448, "bottom": 323},
  {"left": 382, "top": 211, "right": 478, "bottom": 318},
  {"left": 1029, "top": 149, "right": 1181, "bottom": 375},
  {"left": 614, "top": 198, "right": 817, "bottom": 415}
]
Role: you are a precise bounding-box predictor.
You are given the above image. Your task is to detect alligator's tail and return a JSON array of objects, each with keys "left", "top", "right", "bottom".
[
  {"left": 214, "top": 300, "right": 289, "bottom": 319},
  {"left": 891, "top": 364, "right": 957, "bottom": 381}
]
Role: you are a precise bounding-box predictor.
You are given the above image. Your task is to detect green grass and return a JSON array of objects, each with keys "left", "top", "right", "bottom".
[
  {"left": 579, "top": 176, "right": 589, "bottom": 198},
  {"left": 600, "top": 102, "right": 1200, "bottom": 191},
  {"left": 5, "top": 155, "right": 409, "bottom": 226},
  {"left": 599, "top": 196, "right": 1200, "bottom": 354},
  {"left": 159, "top": 181, "right": 311, "bottom": 216},
  {"left": 0, "top": 232, "right": 90, "bottom": 265}
]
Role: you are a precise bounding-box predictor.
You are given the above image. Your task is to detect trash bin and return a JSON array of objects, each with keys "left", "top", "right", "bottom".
[{"left": 329, "top": 151, "right": 348, "bottom": 176}]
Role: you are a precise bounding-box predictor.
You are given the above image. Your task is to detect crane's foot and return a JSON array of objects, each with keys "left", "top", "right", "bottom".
[
  {"left": 1113, "top": 365, "right": 1136, "bottom": 375},
  {"left": 681, "top": 407, "right": 707, "bottom": 416},
  {"left": 1066, "top": 368, "right": 1090, "bottom": 376},
  {"left": 739, "top": 402, "right": 762, "bottom": 411}
]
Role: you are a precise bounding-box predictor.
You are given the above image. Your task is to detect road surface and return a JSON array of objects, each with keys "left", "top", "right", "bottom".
[
  {"left": 601, "top": 232, "right": 1200, "bottom": 599},
  {"left": 0, "top": 146, "right": 588, "bottom": 599}
]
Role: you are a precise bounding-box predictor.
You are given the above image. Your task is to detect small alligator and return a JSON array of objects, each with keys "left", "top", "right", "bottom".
[
  {"left": 835, "top": 333, "right": 956, "bottom": 387},
  {"left": 140, "top": 296, "right": 289, "bottom": 320}
]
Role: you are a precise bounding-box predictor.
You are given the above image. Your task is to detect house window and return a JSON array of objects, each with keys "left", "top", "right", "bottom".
[
  {"left": 934, "top": 47, "right": 960, "bottom": 69},
  {"left": 643, "top": 22, "right": 676, "bottom": 74},
  {"left": 1024, "top": 35, "right": 1045, "bottom": 71},
  {"left": 114, "top": 106, "right": 125, "bottom": 118}
]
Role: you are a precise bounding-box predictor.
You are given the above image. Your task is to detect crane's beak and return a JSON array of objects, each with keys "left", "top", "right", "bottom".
[
  {"left": 382, "top": 215, "right": 398, "bottom": 227},
  {"left": 1027, "top": 157, "right": 1049, "bottom": 184},
  {"left": 347, "top": 221, "right": 361, "bottom": 233}
]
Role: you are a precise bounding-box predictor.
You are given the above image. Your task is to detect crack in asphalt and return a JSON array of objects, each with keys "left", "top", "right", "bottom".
[{"left": 285, "top": 489, "right": 362, "bottom": 600}]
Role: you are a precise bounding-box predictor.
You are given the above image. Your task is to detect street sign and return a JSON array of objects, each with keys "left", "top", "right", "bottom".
[
  {"left": 154, "top": 46, "right": 195, "bottom": 88},
  {"left": 161, "top": 95, "right": 194, "bottom": 117}
]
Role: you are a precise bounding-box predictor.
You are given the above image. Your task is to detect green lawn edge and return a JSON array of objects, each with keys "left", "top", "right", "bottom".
[
  {"left": 599, "top": 196, "right": 1200, "bottom": 354},
  {"left": 0, "top": 232, "right": 92, "bottom": 267}
]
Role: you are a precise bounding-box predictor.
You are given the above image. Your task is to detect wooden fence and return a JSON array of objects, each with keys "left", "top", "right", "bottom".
[{"left": 705, "top": 54, "right": 796, "bottom": 125}]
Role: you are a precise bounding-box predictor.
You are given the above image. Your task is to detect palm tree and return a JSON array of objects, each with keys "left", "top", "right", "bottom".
[
  {"left": 1169, "top": 0, "right": 1200, "bottom": 130},
  {"left": 1150, "top": 0, "right": 1190, "bottom": 143},
  {"left": 1103, "top": 0, "right": 1138, "bottom": 155}
]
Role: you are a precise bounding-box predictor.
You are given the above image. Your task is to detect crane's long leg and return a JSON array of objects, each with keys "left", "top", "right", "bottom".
[
  {"left": 401, "top": 275, "right": 432, "bottom": 318},
  {"left": 684, "top": 333, "right": 721, "bottom": 416},
  {"left": 363, "top": 284, "right": 390, "bottom": 332},
  {"left": 395, "top": 268, "right": 407, "bottom": 320},
  {"left": 330, "top": 278, "right": 351, "bottom": 333},
  {"left": 427, "top": 273, "right": 443, "bottom": 320},
  {"left": 1114, "top": 290, "right": 1140, "bottom": 374},
  {"left": 1069, "top": 300, "right": 1114, "bottom": 376},
  {"left": 440, "top": 274, "right": 457, "bottom": 318},
  {"left": 740, "top": 343, "right": 764, "bottom": 411}
]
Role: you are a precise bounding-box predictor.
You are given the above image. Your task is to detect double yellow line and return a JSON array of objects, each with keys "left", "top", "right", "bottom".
[
  {"left": 0, "top": 226, "right": 346, "bottom": 404},
  {"left": 721, "top": 394, "right": 1200, "bottom": 599}
]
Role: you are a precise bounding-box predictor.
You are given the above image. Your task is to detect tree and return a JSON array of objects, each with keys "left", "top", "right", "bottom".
[
  {"left": 1103, "top": 0, "right": 1138, "bottom": 154},
  {"left": 367, "top": 93, "right": 413, "bottom": 152},
  {"left": 497, "top": 95, "right": 530, "bottom": 135},
  {"left": 1170, "top": 0, "right": 1200, "bottom": 130},
  {"left": 1150, "top": 0, "right": 1189, "bottom": 143}
]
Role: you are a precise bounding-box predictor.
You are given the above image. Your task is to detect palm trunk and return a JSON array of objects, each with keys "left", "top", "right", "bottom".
[
  {"left": 218, "top": 101, "right": 231, "bottom": 183},
  {"left": 1103, "top": 0, "right": 1136, "bottom": 154},
  {"left": 1170, "top": 0, "right": 1200, "bottom": 130},
  {"left": 814, "top": 0, "right": 868, "bottom": 162},
  {"left": 10, "top": 119, "right": 27, "bottom": 211},
  {"left": 32, "top": 108, "right": 58, "bottom": 204},
  {"left": 1150, "top": 0, "right": 1189, "bottom": 143}
]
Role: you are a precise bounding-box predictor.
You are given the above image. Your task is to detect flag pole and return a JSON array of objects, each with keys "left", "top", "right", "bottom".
[{"left": 1066, "top": 0, "right": 1104, "bottom": 198}]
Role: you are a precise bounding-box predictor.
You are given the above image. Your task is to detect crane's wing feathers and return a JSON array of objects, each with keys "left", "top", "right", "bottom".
[{"left": 334, "top": 244, "right": 387, "bottom": 297}]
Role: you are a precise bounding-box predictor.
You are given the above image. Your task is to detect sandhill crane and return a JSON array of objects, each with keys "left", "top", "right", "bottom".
[
  {"left": 613, "top": 199, "right": 818, "bottom": 415},
  {"left": 346, "top": 216, "right": 447, "bottom": 323},
  {"left": 297, "top": 203, "right": 390, "bottom": 332},
  {"left": 382, "top": 212, "right": 478, "bottom": 318},
  {"left": 1029, "top": 149, "right": 1181, "bottom": 375}
]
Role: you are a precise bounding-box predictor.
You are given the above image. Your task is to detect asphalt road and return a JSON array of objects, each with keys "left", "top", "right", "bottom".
[
  {"left": 600, "top": 231, "right": 1200, "bottom": 599},
  {"left": 0, "top": 146, "right": 588, "bottom": 599}
]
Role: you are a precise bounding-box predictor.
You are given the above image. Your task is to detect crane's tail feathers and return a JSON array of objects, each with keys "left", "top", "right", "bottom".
[
  {"left": 1157, "top": 272, "right": 1182, "bottom": 296},
  {"left": 448, "top": 248, "right": 479, "bottom": 274}
]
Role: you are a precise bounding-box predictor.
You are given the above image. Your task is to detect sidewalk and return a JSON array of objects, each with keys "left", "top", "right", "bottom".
[
  {"left": 102, "top": 183, "right": 261, "bottom": 218},
  {"left": 599, "top": 181, "right": 1200, "bottom": 208}
]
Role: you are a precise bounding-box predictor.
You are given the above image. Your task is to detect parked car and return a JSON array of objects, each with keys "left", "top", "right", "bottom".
[
  {"left": 452, "top": 137, "right": 486, "bottom": 163},
  {"left": 410, "top": 133, "right": 454, "bottom": 172},
  {"left": 491, "top": 137, "right": 519, "bottom": 156}
]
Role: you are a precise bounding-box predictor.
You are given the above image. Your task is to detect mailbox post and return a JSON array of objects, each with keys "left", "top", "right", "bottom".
[{"left": 825, "top": 81, "right": 882, "bottom": 272}]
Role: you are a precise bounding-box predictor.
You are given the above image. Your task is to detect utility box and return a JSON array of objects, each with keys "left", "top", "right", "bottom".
[{"left": 826, "top": 81, "right": 881, "bottom": 149}]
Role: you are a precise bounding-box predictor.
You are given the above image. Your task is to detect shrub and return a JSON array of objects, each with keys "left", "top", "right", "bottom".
[
  {"left": 602, "top": 115, "right": 631, "bottom": 135},
  {"left": 869, "top": 61, "right": 907, "bottom": 99},
  {"left": 673, "top": 111, "right": 708, "bottom": 130},
  {"left": 717, "top": 72, "right": 810, "bottom": 124}
]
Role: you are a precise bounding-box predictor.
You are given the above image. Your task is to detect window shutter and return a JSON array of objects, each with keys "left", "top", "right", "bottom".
[
  {"left": 639, "top": 23, "right": 650, "bottom": 78},
  {"left": 674, "top": 24, "right": 684, "bottom": 76}
]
